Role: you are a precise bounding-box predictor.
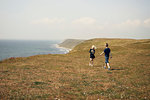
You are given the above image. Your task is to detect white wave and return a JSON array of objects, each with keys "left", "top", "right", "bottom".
[{"left": 54, "top": 44, "right": 72, "bottom": 54}]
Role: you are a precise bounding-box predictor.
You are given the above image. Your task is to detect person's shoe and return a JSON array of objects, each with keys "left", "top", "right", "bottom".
[
  {"left": 104, "top": 66, "right": 106, "bottom": 69},
  {"left": 91, "top": 64, "right": 93, "bottom": 67},
  {"left": 108, "top": 68, "right": 111, "bottom": 70}
]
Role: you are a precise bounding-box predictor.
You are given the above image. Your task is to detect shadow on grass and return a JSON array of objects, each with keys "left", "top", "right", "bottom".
[
  {"left": 111, "top": 68, "right": 124, "bottom": 70},
  {"left": 93, "top": 65, "right": 104, "bottom": 68},
  {"left": 93, "top": 65, "right": 124, "bottom": 71},
  {"left": 0, "top": 70, "right": 9, "bottom": 73}
]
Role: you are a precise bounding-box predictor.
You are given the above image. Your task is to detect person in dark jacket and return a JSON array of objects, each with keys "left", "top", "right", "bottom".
[
  {"left": 89, "top": 45, "right": 96, "bottom": 66},
  {"left": 100, "top": 43, "right": 112, "bottom": 70}
]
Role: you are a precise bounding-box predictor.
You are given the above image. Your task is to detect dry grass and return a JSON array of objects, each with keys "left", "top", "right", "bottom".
[{"left": 0, "top": 38, "right": 150, "bottom": 100}]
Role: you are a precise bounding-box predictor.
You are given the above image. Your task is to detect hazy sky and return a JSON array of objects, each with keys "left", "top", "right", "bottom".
[{"left": 0, "top": 0, "right": 150, "bottom": 40}]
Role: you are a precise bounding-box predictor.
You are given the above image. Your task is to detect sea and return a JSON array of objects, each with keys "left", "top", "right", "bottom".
[{"left": 0, "top": 40, "right": 69, "bottom": 61}]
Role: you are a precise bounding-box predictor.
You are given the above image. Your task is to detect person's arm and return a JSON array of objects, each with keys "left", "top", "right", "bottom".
[
  {"left": 100, "top": 51, "right": 104, "bottom": 56},
  {"left": 110, "top": 52, "right": 112, "bottom": 58},
  {"left": 89, "top": 49, "right": 91, "bottom": 53},
  {"left": 110, "top": 49, "right": 112, "bottom": 58}
]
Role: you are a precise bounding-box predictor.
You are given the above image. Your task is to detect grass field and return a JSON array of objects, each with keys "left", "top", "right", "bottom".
[{"left": 0, "top": 38, "right": 150, "bottom": 99}]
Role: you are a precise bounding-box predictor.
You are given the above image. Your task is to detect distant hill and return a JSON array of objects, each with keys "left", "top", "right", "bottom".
[{"left": 59, "top": 39, "right": 84, "bottom": 49}]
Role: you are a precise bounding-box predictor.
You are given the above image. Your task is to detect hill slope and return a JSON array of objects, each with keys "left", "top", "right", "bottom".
[
  {"left": 0, "top": 38, "right": 150, "bottom": 99},
  {"left": 59, "top": 39, "right": 84, "bottom": 49}
]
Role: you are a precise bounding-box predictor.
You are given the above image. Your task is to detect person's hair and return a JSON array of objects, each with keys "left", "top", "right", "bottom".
[
  {"left": 92, "top": 45, "right": 96, "bottom": 49},
  {"left": 106, "top": 43, "right": 108, "bottom": 47}
]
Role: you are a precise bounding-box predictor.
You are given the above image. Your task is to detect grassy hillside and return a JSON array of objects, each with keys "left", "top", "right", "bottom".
[
  {"left": 0, "top": 38, "right": 150, "bottom": 99},
  {"left": 59, "top": 39, "right": 84, "bottom": 49}
]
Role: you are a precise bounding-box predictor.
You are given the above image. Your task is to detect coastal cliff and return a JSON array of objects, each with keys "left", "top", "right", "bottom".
[{"left": 59, "top": 39, "right": 84, "bottom": 49}]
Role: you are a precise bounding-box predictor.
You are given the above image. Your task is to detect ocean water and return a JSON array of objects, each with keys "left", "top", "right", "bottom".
[{"left": 0, "top": 40, "right": 68, "bottom": 61}]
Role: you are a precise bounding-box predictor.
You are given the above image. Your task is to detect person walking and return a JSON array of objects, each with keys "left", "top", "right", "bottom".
[
  {"left": 89, "top": 45, "right": 96, "bottom": 66},
  {"left": 100, "top": 43, "right": 112, "bottom": 70}
]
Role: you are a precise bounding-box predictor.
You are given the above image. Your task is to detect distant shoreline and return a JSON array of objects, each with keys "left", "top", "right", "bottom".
[
  {"left": 54, "top": 44, "right": 72, "bottom": 54},
  {"left": 0, "top": 40, "right": 68, "bottom": 61}
]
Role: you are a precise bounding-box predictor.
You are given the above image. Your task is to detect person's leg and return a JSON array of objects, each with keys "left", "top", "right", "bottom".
[
  {"left": 91, "top": 58, "right": 94, "bottom": 66},
  {"left": 107, "top": 58, "right": 111, "bottom": 70},
  {"left": 107, "top": 63, "right": 111, "bottom": 69},
  {"left": 89, "top": 58, "right": 92, "bottom": 66},
  {"left": 104, "top": 63, "right": 107, "bottom": 69},
  {"left": 104, "top": 57, "right": 107, "bottom": 69},
  {"left": 89, "top": 58, "right": 93, "bottom": 66}
]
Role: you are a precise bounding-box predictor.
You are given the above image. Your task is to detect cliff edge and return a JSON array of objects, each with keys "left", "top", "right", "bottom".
[{"left": 59, "top": 39, "right": 84, "bottom": 49}]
